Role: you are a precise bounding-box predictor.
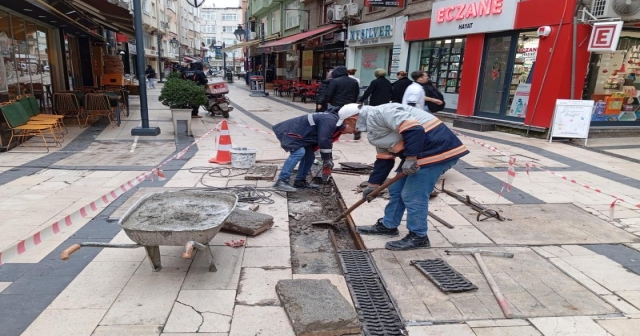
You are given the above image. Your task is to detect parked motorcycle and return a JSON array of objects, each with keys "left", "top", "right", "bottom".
[{"left": 204, "top": 82, "right": 233, "bottom": 118}]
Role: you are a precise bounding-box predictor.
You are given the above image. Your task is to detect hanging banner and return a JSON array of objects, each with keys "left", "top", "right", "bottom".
[{"left": 302, "top": 50, "right": 313, "bottom": 80}]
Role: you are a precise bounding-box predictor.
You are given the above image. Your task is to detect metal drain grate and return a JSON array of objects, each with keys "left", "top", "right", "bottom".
[
  {"left": 410, "top": 259, "right": 478, "bottom": 293},
  {"left": 338, "top": 250, "right": 406, "bottom": 336}
]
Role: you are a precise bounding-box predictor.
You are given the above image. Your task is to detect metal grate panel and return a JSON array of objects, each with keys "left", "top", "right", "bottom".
[
  {"left": 338, "top": 250, "right": 406, "bottom": 336},
  {"left": 591, "top": 0, "right": 608, "bottom": 17},
  {"left": 410, "top": 259, "right": 478, "bottom": 293}
]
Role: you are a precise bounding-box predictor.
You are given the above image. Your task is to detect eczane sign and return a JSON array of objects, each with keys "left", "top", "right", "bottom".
[
  {"left": 430, "top": 0, "right": 518, "bottom": 38},
  {"left": 588, "top": 21, "right": 623, "bottom": 53}
]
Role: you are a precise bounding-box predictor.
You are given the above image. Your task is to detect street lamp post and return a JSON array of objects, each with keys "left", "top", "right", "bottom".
[
  {"left": 233, "top": 50, "right": 236, "bottom": 73},
  {"left": 157, "top": 34, "right": 164, "bottom": 83},
  {"left": 222, "top": 42, "right": 227, "bottom": 81},
  {"left": 170, "top": 37, "right": 181, "bottom": 69},
  {"left": 131, "top": 0, "right": 160, "bottom": 136}
]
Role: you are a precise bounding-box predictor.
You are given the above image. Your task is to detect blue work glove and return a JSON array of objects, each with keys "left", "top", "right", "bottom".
[{"left": 402, "top": 158, "right": 420, "bottom": 175}]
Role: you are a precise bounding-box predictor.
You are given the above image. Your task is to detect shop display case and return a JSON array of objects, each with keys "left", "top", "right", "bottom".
[{"left": 419, "top": 38, "right": 464, "bottom": 94}]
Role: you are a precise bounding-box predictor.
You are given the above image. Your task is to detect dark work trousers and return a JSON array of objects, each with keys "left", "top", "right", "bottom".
[{"left": 191, "top": 105, "right": 199, "bottom": 116}]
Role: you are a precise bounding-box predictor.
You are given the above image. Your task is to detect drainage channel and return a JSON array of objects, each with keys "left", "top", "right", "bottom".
[{"left": 329, "top": 177, "right": 407, "bottom": 336}]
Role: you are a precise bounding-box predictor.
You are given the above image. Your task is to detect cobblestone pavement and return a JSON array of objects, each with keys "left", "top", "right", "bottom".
[{"left": 0, "top": 79, "right": 639, "bottom": 335}]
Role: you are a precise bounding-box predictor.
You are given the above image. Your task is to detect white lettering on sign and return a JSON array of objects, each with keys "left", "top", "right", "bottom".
[
  {"left": 430, "top": 0, "right": 517, "bottom": 38},
  {"left": 436, "top": 0, "right": 503, "bottom": 23}
]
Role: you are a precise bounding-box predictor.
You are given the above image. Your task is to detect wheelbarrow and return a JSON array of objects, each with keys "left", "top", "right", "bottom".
[{"left": 61, "top": 191, "right": 237, "bottom": 272}]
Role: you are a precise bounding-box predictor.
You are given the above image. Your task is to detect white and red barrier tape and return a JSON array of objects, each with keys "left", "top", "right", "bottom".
[
  {"left": 452, "top": 130, "right": 640, "bottom": 217},
  {"left": 227, "top": 120, "right": 362, "bottom": 143},
  {"left": 0, "top": 126, "right": 219, "bottom": 267}
]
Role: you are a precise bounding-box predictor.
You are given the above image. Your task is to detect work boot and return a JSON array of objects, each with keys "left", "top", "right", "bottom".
[
  {"left": 293, "top": 180, "right": 320, "bottom": 189},
  {"left": 273, "top": 180, "right": 297, "bottom": 192},
  {"left": 356, "top": 218, "right": 399, "bottom": 237},
  {"left": 385, "top": 232, "right": 430, "bottom": 251}
]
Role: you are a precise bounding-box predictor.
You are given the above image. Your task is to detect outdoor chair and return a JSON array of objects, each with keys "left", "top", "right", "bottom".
[
  {"left": 84, "top": 93, "right": 116, "bottom": 127},
  {"left": 53, "top": 93, "right": 85, "bottom": 126},
  {"left": 0, "top": 102, "right": 61, "bottom": 152},
  {"left": 18, "top": 95, "right": 67, "bottom": 136}
]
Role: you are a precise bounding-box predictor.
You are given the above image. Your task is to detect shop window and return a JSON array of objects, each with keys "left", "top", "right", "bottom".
[
  {"left": 584, "top": 33, "right": 640, "bottom": 124},
  {"left": 505, "top": 31, "right": 539, "bottom": 118},
  {"left": 409, "top": 38, "right": 465, "bottom": 110},
  {"left": 367, "top": 6, "right": 384, "bottom": 13},
  {"left": 322, "top": 3, "right": 333, "bottom": 23}
]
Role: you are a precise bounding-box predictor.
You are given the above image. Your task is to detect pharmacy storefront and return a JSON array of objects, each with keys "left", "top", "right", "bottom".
[
  {"left": 404, "top": 0, "right": 590, "bottom": 129},
  {"left": 346, "top": 16, "right": 408, "bottom": 85}
]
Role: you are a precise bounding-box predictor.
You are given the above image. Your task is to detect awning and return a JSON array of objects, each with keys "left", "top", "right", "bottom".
[
  {"left": 9, "top": 0, "right": 105, "bottom": 39},
  {"left": 221, "top": 34, "right": 281, "bottom": 52},
  {"left": 256, "top": 24, "right": 342, "bottom": 53},
  {"left": 184, "top": 56, "right": 203, "bottom": 63},
  {"left": 69, "top": 0, "right": 135, "bottom": 37}
]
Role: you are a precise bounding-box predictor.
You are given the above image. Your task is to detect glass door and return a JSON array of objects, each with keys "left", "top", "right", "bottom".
[{"left": 476, "top": 33, "right": 518, "bottom": 118}]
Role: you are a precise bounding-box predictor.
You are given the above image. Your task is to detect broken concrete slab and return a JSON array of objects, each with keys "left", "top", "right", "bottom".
[
  {"left": 222, "top": 209, "right": 274, "bottom": 236},
  {"left": 235, "top": 203, "right": 260, "bottom": 212},
  {"left": 244, "top": 165, "right": 278, "bottom": 180},
  {"left": 276, "top": 279, "right": 360, "bottom": 336}
]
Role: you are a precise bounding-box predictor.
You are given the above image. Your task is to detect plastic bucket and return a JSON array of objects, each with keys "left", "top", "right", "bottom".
[{"left": 230, "top": 147, "right": 257, "bottom": 169}]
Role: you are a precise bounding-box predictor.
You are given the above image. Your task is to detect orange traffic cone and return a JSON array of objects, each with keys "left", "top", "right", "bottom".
[{"left": 209, "top": 120, "right": 232, "bottom": 164}]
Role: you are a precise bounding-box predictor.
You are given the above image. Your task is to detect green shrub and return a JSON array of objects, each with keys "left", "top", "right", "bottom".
[
  {"left": 159, "top": 78, "right": 208, "bottom": 109},
  {"left": 165, "top": 71, "right": 183, "bottom": 81}
]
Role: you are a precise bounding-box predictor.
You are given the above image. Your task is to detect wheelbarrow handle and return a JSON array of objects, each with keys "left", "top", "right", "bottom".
[
  {"left": 60, "top": 243, "right": 142, "bottom": 260},
  {"left": 60, "top": 244, "right": 82, "bottom": 260}
]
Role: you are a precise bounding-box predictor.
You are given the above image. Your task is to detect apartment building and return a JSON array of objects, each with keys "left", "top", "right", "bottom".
[
  {"left": 117, "top": 0, "right": 202, "bottom": 76},
  {"left": 200, "top": 3, "right": 244, "bottom": 72}
]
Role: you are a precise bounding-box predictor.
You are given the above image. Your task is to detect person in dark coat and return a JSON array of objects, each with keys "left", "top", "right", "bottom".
[
  {"left": 145, "top": 65, "right": 156, "bottom": 89},
  {"left": 315, "top": 74, "right": 331, "bottom": 112},
  {"left": 325, "top": 66, "right": 359, "bottom": 113},
  {"left": 359, "top": 68, "right": 392, "bottom": 106},
  {"left": 181, "top": 61, "right": 208, "bottom": 118},
  {"left": 391, "top": 71, "right": 412, "bottom": 103},
  {"left": 271, "top": 111, "right": 358, "bottom": 191}
]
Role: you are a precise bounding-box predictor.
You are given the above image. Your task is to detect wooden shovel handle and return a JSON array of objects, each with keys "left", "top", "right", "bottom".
[
  {"left": 60, "top": 244, "right": 82, "bottom": 260},
  {"left": 335, "top": 173, "right": 407, "bottom": 222}
]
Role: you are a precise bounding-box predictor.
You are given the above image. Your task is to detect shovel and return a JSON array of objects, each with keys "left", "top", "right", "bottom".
[{"left": 312, "top": 173, "right": 406, "bottom": 230}]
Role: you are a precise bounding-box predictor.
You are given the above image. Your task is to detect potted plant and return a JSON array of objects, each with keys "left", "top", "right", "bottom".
[{"left": 159, "top": 77, "right": 208, "bottom": 135}]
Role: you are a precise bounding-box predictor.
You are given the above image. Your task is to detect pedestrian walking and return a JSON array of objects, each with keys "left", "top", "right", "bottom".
[
  {"left": 145, "top": 65, "right": 156, "bottom": 89},
  {"left": 271, "top": 110, "right": 359, "bottom": 192},
  {"left": 325, "top": 66, "right": 360, "bottom": 113},
  {"left": 390, "top": 71, "right": 412, "bottom": 103},
  {"left": 402, "top": 70, "right": 443, "bottom": 110},
  {"left": 181, "top": 61, "right": 208, "bottom": 118},
  {"left": 336, "top": 103, "right": 469, "bottom": 250},
  {"left": 315, "top": 74, "right": 332, "bottom": 112},
  {"left": 423, "top": 75, "right": 446, "bottom": 112},
  {"left": 347, "top": 69, "right": 360, "bottom": 86},
  {"left": 358, "top": 68, "right": 392, "bottom": 106}
]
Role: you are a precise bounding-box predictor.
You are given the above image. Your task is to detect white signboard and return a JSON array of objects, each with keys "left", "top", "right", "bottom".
[
  {"left": 507, "top": 83, "right": 531, "bottom": 118},
  {"left": 588, "top": 21, "right": 623, "bottom": 53},
  {"left": 348, "top": 17, "right": 395, "bottom": 46},
  {"left": 430, "top": 0, "right": 518, "bottom": 38},
  {"left": 550, "top": 100, "right": 594, "bottom": 144}
]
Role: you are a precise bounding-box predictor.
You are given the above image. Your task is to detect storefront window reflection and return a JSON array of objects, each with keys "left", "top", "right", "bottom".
[{"left": 0, "top": 9, "right": 53, "bottom": 103}]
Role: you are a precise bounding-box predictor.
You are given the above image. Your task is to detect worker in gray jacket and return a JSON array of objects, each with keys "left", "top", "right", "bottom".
[{"left": 337, "top": 103, "right": 469, "bottom": 250}]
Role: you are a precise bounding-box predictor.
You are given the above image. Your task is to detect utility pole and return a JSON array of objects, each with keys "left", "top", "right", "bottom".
[
  {"left": 157, "top": 34, "right": 164, "bottom": 83},
  {"left": 131, "top": 0, "right": 161, "bottom": 136},
  {"left": 222, "top": 41, "right": 227, "bottom": 80}
]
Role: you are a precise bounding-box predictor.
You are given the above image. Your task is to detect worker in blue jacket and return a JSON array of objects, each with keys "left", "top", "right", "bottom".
[
  {"left": 271, "top": 111, "right": 358, "bottom": 192},
  {"left": 337, "top": 103, "right": 469, "bottom": 250}
]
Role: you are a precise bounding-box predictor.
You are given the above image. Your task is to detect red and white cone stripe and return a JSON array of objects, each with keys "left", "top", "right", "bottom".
[{"left": 0, "top": 125, "right": 222, "bottom": 267}]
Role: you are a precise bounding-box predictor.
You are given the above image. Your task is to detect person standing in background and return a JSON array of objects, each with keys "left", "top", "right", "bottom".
[
  {"left": 325, "top": 66, "right": 359, "bottom": 113},
  {"left": 347, "top": 69, "right": 360, "bottom": 86},
  {"left": 359, "top": 68, "right": 392, "bottom": 106},
  {"left": 391, "top": 71, "right": 412, "bottom": 103},
  {"left": 402, "top": 71, "right": 443, "bottom": 110},
  {"left": 315, "top": 73, "right": 332, "bottom": 112},
  {"left": 145, "top": 65, "right": 156, "bottom": 89}
]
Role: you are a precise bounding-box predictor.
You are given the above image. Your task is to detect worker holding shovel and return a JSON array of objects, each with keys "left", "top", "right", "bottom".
[{"left": 337, "top": 103, "right": 469, "bottom": 250}]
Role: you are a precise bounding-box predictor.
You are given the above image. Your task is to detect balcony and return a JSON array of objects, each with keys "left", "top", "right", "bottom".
[{"left": 250, "top": 0, "right": 277, "bottom": 17}]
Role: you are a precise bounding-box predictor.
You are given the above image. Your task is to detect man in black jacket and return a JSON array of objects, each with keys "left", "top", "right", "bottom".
[
  {"left": 315, "top": 74, "right": 331, "bottom": 112},
  {"left": 358, "top": 68, "right": 392, "bottom": 106},
  {"left": 181, "top": 61, "right": 208, "bottom": 118},
  {"left": 271, "top": 110, "right": 359, "bottom": 191},
  {"left": 326, "top": 66, "right": 359, "bottom": 113},
  {"left": 391, "top": 71, "right": 412, "bottom": 103}
]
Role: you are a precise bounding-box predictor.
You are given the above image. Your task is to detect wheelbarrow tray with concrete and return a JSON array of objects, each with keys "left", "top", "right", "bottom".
[{"left": 61, "top": 191, "right": 237, "bottom": 272}]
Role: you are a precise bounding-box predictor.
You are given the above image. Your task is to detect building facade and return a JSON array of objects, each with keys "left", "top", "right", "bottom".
[{"left": 200, "top": 3, "right": 244, "bottom": 72}]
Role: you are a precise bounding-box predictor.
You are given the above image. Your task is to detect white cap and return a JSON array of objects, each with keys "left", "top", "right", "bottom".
[{"left": 336, "top": 103, "right": 361, "bottom": 126}]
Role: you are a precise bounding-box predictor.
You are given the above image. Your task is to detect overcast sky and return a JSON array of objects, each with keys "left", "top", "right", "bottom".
[{"left": 204, "top": 0, "right": 241, "bottom": 8}]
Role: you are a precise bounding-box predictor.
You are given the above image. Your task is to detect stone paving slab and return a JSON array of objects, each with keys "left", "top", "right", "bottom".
[
  {"left": 372, "top": 247, "right": 617, "bottom": 322},
  {"left": 529, "top": 316, "right": 609, "bottom": 335},
  {"left": 452, "top": 203, "right": 639, "bottom": 245},
  {"left": 595, "top": 318, "right": 640, "bottom": 336}
]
